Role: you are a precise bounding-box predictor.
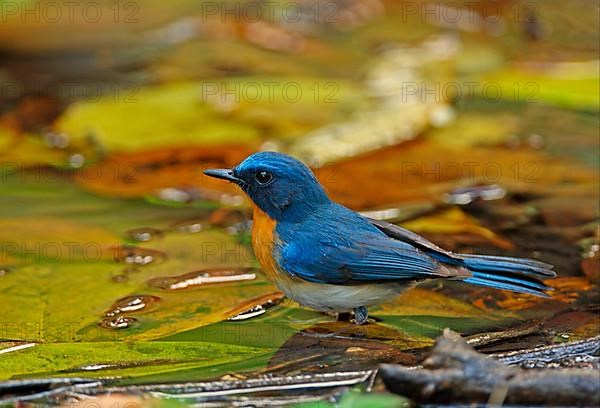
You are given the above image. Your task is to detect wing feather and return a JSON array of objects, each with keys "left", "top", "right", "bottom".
[{"left": 275, "top": 211, "right": 455, "bottom": 284}]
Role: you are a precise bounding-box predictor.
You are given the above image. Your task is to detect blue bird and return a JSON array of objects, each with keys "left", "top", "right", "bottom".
[{"left": 204, "top": 152, "right": 556, "bottom": 324}]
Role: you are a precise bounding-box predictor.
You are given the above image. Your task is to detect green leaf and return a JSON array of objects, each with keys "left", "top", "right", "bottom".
[{"left": 0, "top": 341, "right": 265, "bottom": 381}]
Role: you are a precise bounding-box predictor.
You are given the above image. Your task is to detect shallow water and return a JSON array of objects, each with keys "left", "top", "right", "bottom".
[{"left": 0, "top": 0, "right": 598, "bottom": 405}]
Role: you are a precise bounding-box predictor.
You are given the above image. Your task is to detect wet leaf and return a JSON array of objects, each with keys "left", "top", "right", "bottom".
[
  {"left": 321, "top": 138, "right": 598, "bottom": 210},
  {"left": 491, "top": 277, "right": 596, "bottom": 311},
  {"left": 72, "top": 145, "right": 251, "bottom": 199},
  {"left": 484, "top": 65, "right": 600, "bottom": 110},
  {"left": 400, "top": 208, "right": 514, "bottom": 249},
  {"left": 0, "top": 341, "right": 265, "bottom": 381},
  {"left": 0, "top": 175, "right": 272, "bottom": 346},
  {"left": 377, "top": 288, "right": 500, "bottom": 319},
  {"left": 54, "top": 82, "right": 261, "bottom": 153},
  {"left": 0, "top": 129, "right": 70, "bottom": 167},
  {"left": 226, "top": 292, "right": 284, "bottom": 321},
  {"left": 55, "top": 78, "right": 363, "bottom": 155}
]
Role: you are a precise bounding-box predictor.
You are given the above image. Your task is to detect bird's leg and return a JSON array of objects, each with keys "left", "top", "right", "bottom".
[
  {"left": 353, "top": 306, "right": 369, "bottom": 325},
  {"left": 337, "top": 312, "right": 352, "bottom": 322}
]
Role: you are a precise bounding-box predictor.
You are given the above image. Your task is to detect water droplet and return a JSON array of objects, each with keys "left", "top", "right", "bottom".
[
  {"left": 124, "top": 227, "right": 164, "bottom": 242},
  {"left": 111, "top": 244, "right": 167, "bottom": 265},
  {"left": 227, "top": 292, "right": 284, "bottom": 321},
  {"left": 528, "top": 133, "right": 544, "bottom": 149},
  {"left": 579, "top": 238, "right": 600, "bottom": 259},
  {"left": 430, "top": 105, "right": 455, "bottom": 127},
  {"left": 43, "top": 131, "right": 69, "bottom": 149},
  {"left": 170, "top": 217, "right": 210, "bottom": 234},
  {"left": 104, "top": 295, "right": 160, "bottom": 317},
  {"left": 147, "top": 267, "right": 256, "bottom": 290},
  {"left": 79, "top": 363, "right": 115, "bottom": 371},
  {"left": 69, "top": 153, "right": 85, "bottom": 168},
  {"left": 443, "top": 184, "right": 506, "bottom": 205},
  {"left": 100, "top": 316, "right": 137, "bottom": 329}
]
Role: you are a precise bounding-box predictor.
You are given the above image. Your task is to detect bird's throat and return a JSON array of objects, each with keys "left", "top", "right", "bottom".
[{"left": 251, "top": 204, "right": 280, "bottom": 282}]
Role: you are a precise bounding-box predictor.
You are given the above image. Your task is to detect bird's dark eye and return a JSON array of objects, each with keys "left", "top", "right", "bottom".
[{"left": 255, "top": 171, "right": 273, "bottom": 185}]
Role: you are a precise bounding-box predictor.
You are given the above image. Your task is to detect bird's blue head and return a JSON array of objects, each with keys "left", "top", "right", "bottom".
[{"left": 204, "top": 152, "right": 330, "bottom": 221}]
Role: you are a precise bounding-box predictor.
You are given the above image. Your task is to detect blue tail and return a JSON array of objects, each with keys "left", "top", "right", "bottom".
[{"left": 459, "top": 254, "right": 556, "bottom": 297}]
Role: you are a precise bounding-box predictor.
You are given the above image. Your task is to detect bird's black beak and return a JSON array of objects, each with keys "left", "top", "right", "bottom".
[{"left": 203, "top": 168, "right": 241, "bottom": 183}]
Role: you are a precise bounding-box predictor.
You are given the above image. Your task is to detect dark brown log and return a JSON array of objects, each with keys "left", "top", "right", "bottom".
[{"left": 380, "top": 329, "right": 600, "bottom": 406}]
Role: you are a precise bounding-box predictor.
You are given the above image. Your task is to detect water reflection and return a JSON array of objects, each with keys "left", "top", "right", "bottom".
[
  {"left": 100, "top": 316, "right": 138, "bottom": 330},
  {"left": 104, "top": 295, "right": 161, "bottom": 317},
  {"left": 124, "top": 227, "right": 164, "bottom": 242},
  {"left": 227, "top": 292, "right": 285, "bottom": 321},
  {"left": 111, "top": 244, "right": 167, "bottom": 265},
  {"left": 148, "top": 267, "right": 257, "bottom": 290}
]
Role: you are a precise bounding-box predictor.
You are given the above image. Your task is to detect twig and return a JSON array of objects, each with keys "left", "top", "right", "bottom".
[
  {"left": 492, "top": 335, "right": 600, "bottom": 367},
  {"left": 380, "top": 329, "right": 599, "bottom": 406}
]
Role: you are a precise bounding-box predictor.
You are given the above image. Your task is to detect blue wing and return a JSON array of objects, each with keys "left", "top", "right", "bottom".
[
  {"left": 274, "top": 204, "right": 458, "bottom": 285},
  {"left": 272, "top": 204, "right": 554, "bottom": 297},
  {"left": 369, "top": 218, "right": 555, "bottom": 296}
]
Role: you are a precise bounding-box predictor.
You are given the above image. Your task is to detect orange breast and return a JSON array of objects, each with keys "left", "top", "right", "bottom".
[{"left": 251, "top": 205, "right": 280, "bottom": 281}]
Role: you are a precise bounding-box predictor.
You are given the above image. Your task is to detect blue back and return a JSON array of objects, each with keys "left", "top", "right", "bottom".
[{"left": 274, "top": 202, "right": 441, "bottom": 284}]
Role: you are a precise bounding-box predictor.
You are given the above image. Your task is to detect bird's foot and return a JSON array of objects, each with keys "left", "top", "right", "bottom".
[{"left": 352, "top": 306, "right": 369, "bottom": 325}]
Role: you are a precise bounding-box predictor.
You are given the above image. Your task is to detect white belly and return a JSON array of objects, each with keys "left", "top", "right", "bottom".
[{"left": 274, "top": 278, "right": 411, "bottom": 312}]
